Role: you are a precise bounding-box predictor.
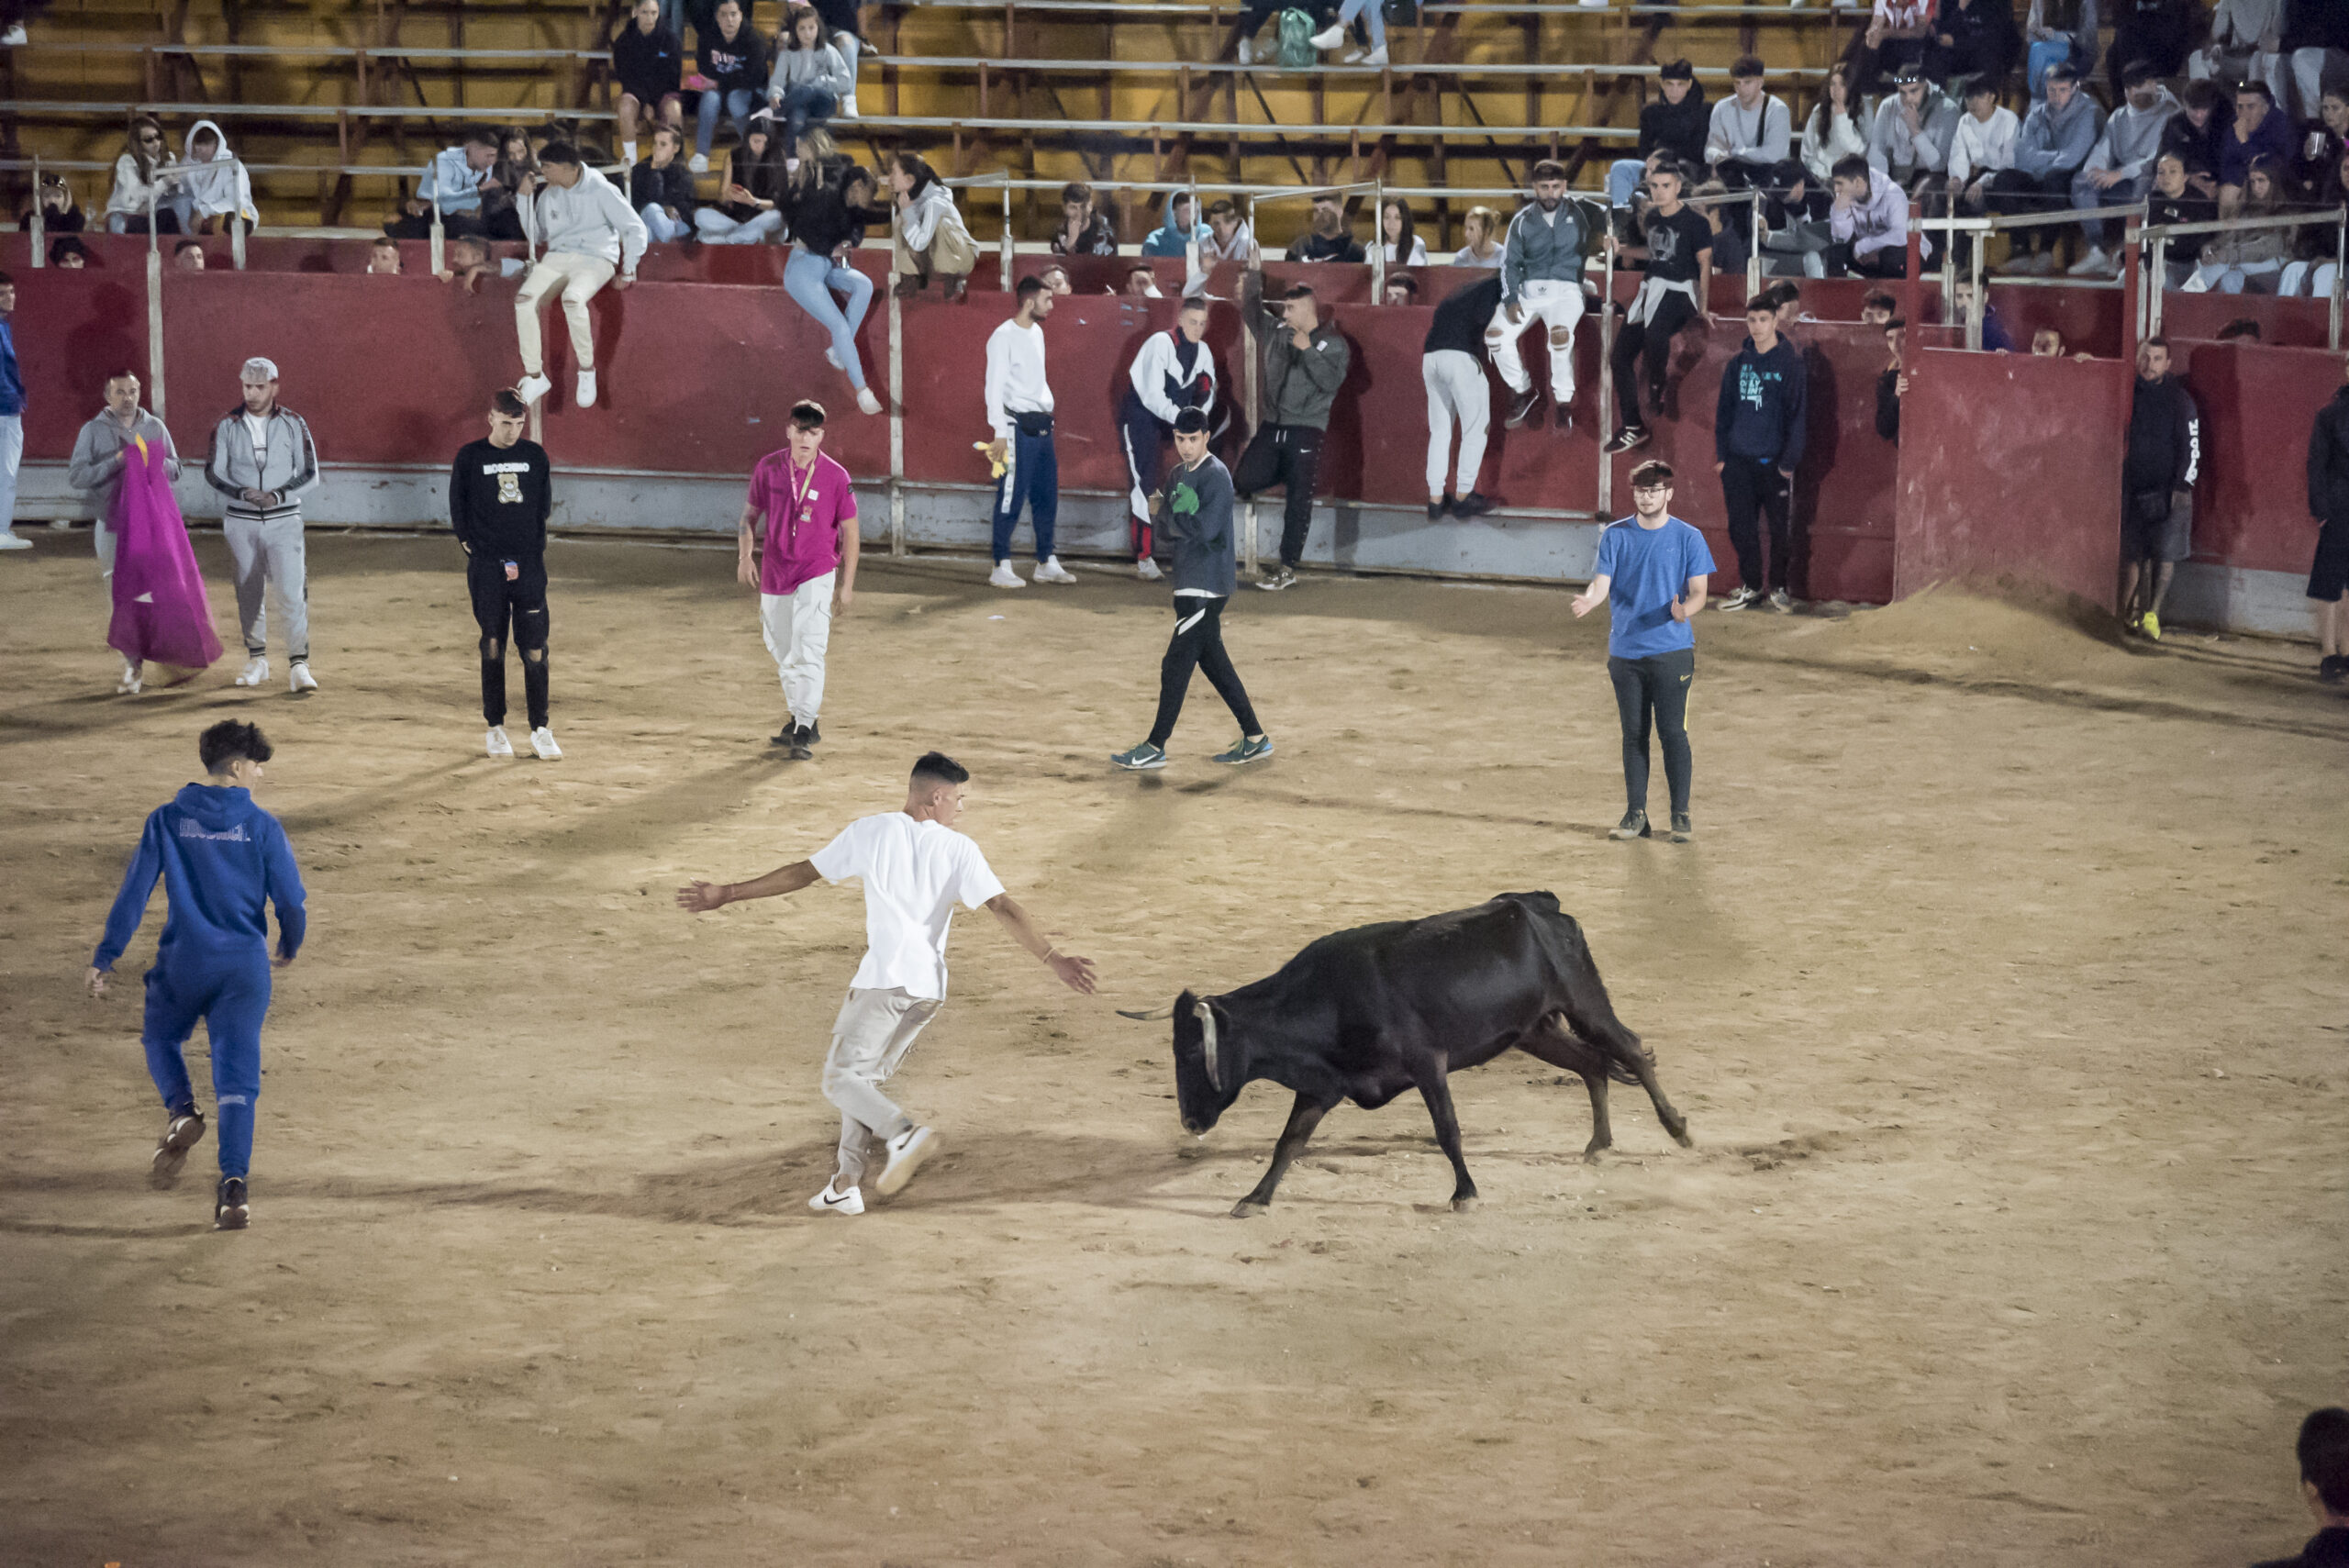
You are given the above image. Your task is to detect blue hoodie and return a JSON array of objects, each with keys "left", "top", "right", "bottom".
[
  {"left": 94, "top": 784, "right": 306, "bottom": 971},
  {"left": 1139, "top": 191, "right": 1208, "bottom": 257},
  {"left": 0, "top": 317, "right": 23, "bottom": 418},
  {"left": 1715, "top": 335, "right": 1809, "bottom": 471}
]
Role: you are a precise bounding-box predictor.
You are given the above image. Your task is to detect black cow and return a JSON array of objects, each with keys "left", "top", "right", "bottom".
[{"left": 1121, "top": 892, "right": 1691, "bottom": 1217}]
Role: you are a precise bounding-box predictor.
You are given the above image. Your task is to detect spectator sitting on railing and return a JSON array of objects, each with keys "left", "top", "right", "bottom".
[
  {"left": 1453, "top": 206, "right": 1504, "bottom": 266},
  {"left": 106, "top": 117, "right": 182, "bottom": 236},
  {"left": 1378, "top": 198, "right": 1429, "bottom": 265},
  {"left": 2220, "top": 81, "right": 2295, "bottom": 213},
  {"left": 613, "top": 0, "right": 686, "bottom": 168},
  {"left": 1925, "top": 0, "right": 2021, "bottom": 89},
  {"left": 1609, "top": 60, "right": 1706, "bottom": 208},
  {"left": 174, "top": 240, "right": 206, "bottom": 272},
  {"left": 18, "top": 172, "right": 84, "bottom": 234},
  {"left": 50, "top": 236, "right": 89, "bottom": 268},
  {"left": 1291, "top": 192, "right": 1366, "bottom": 264},
  {"left": 1988, "top": 61, "right": 2101, "bottom": 272},
  {"left": 1945, "top": 72, "right": 2020, "bottom": 213},
  {"left": 1492, "top": 161, "right": 1604, "bottom": 433},
  {"left": 1052, "top": 183, "right": 1119, "bottom": 257},
  {"left": 630, "top": 125, "right": 698, "bottom": 244},
  {"left": 513, "top": 141, "right": 647, "bottom": 411},
  {"left": 694, "top": 113, "right": 786, "bottom": 244},
  {"left": 1868, "top": 64, "right": 1960, "bottom": 196},
  {"left": 1805, "top": 63, "right": 1874, "bottom": 195},
  {"left": 2143, "top": 150, "right": 2214, "bottom": 287},
  {"left": 385, "top": 128, "right": 499, "bottom": 241},
  {"left": 2068, "top": 60, "right": 2179, "bottom": 277},
  {"left": 888, "top": 152, "right": 974, "bottom": 302},
  {"left": 2294, "top": 85, "right": 2349, "bottom": 195},
  {"left": 2189, "top": 0, "right": 2288, "bottom": 114},
  {"left": 1202, "top": 199, "right": 1253, "bottom": 261},
  {"left": 2195, "top": 154, "right": 2292, "bottom": 292},
  {"left": 691, "top": 0, "right": 769, "bottom": 174},
  {"left": 769, "top": 4, "right": 852, "bottom": 158},
  {"left": 1949, "top": 275, "right": 2017, "bottom": 349},
  {"left": 1141, "top": 193, "right": 1209, "bottom": 258},
  {"left": 1706, "top": 56, "right": 1798, "bottom": 208},
  {"left": 776, "top": 143, "right": 890, "bottom": 416},
  {"left": 2279, "top": 150, "right": 2347, "bottom": 296},
  {"left": 1825, "top": 154, "right": 1923, "bottom": 277},
  {"left": 1123, "top": 262, "right": 1165, "bottom": 299},
  {"left": 179, "top": 120, "right": 256, "bottom": 236},
  {"left": 1858, "top": 0, "right": 1935, "bottom": 92},
  {"left": 1384, "top": 272, "right": 1418, "bottom": 306},
  {"left": 2161, "top": 80, "right": 2227, "bottom": 202},
  {"left": 367, "top": 237, "right": 401, "bottom": 274},
  {"left": 1603, "top": 157, "right": 1712, "bottom": 457}
]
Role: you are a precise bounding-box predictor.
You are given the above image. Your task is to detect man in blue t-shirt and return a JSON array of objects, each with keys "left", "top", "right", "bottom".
[{"left": 1572, "top": 458, "right": 1716, "bottom": 843}]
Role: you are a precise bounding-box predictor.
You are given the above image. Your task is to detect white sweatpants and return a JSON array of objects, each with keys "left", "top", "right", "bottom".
[
  {"left": 824, "top": 985, "right": 941, "bottom": 1186},
  {"left": 1487, "top": 278, "right": 1586, "bottom": 402},
  {"left": 0, "top": 414, "right": 20, "bottom": 530},
  {"left": 516, "top": 251, "right": 616, "bottom": 376},
  {"left": 1422, "top": 350, "right": 1491, "bottom": 500},
  {"left": 760, "top": 570, "right": 836, "bottom": 725}
]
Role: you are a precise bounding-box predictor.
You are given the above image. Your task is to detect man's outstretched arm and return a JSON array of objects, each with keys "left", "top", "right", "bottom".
[
  {"left": 983, "top": 892, "right": 1098, "bottom": 995},
  {"left": 676, "top": 860, "right": 821, "bottom": 913}
]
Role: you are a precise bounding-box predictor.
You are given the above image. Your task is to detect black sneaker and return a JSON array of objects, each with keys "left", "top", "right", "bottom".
[
  {"left": 1504, "top": 389, "right": 1543, "bottom": 429},
  {"left": 1553, "top": 406, "right": 1575, "bottom": 436},
  {"left": 1428, "top": 496, "right": 1450, "bottom": 520},
  {"left": 1669, "top": 813, "right": 1693, "bottom": 843},
  {"left": 150, "top": 1109, "right": 206, "bottom": 1189},
  {"left": 770, "top": 720, "right": 801, "bottom": 748},
  {"left": 801, "top": 719, "right": 820, "bottom": 746},
  {"left": 2321, "top": 654, "right": 2348, "bottom": 684},
  {"left": 215, "top": 1176, "right": 249, "bottom": 1231},
  {"left": 1603, "top": 425, "right": 1650, "bottom": 455},
  {"left": 1609, "top": 808, "right": 1650, "bottom": 840},
  {"left": 1451, "top": 491, "right": 1497, "bottom": 518},
  {"left": 1257, "top": 564, "right": 1297, "bottom": 592}
]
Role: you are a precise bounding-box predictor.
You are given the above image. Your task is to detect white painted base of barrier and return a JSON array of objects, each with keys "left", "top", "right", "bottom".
[{"left": 2168, "top": 562, "right": 2321, "bottom": 640}]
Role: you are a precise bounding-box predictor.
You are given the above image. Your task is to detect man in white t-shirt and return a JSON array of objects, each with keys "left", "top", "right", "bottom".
[{"left": 674, "top": 751, "right": 1097, "bottom": 1216}]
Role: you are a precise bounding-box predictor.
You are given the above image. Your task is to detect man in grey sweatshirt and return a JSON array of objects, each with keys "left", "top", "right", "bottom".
[
  {"left": 514, "top": 142, "right": 648, "bottom": 412},
  {"left": 1231, "top": 260, "right": 1350, "bottom": 591},
  {"left": 204, "top": 357, "right": 323, "bottom": 694},
  {"left": 67, "top": 369, "right": 180, "bottom": 579},
  {"left": 2070, "top": 63, "right": 2178, "bottom": 274},
  {"left": 1987, "top": 61, "right": 2105, "bottom": 271}
]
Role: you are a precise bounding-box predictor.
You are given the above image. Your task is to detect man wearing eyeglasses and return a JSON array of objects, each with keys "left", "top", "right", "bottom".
[{"left": 1570, "top": 458, "right": 1714, "bottom": 844}]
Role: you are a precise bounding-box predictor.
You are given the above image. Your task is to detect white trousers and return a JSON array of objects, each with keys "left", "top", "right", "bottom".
[
  {"left": 2188, "top": 47, "right": 2289, "bottom": 112},
  {"left": 516, "top": 251, "right": 616, "bottom": 376},
  {"left": 759, "top": 570, "right": 835, "bottom": 724},
  {"left": 0, "top": 414, "right": 20, "bottom": 529},
  {"left": 1487, "top": 278, "right": 1586, "bottom": 401},
  {"left": 1421, "top": 350, "right": 1492, "bottom": 500},
  {"left": 823, "top": 985, "right": 941, "bottom": 1186},
  {"left": 2294, "top": 48, "right": 2349, "bottom": 119}
]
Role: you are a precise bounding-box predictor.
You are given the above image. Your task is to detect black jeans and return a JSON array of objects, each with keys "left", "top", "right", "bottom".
[
  {"left": 1719, "top": 454, "right": 1792, "bottom": 593},
  {"left": 1824, "top": 240, "right": 1909, "bottom": 279},
  {"left": 1232, "top": 423, "right": 1323, "bottom": 569},
  {"left": 1148, "top": 595, "right": 1261, "bottom": 748},
  {"left": 1608, "top": 646, "right": 1696, "bottom": 817},
  {"left": 1985, "top": 169, "right": 2076, "bottom": 254},
  {"left": 1610, "top": 289, "right": 1699, "bottom": 429},
  {"left": 468, "top": 554, "right": 551, "bottom": 730}
]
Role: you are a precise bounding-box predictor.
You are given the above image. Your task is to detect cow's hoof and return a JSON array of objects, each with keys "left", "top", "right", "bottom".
[
  {"left": 1230, "top": 1199, "right": 1268, "bottom": 1218},
  {"left": 1673, "top": 1129, "right": 1695, "bottom": 1148},
  {"left": 1582, "top": 1146, "right": 1607, "bottom": 1164},
  {"left": 1451, "top": 1195, "right": 1479, "bottom": 1213}
]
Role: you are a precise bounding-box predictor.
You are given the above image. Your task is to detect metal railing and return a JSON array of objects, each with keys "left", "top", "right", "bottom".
[{"left": 2129, "top": 206, "right": 2347, "bottom": 350}]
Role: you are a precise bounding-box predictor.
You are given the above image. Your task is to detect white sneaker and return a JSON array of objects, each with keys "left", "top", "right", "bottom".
[
  {"left": 824, "top": 347, "right": 841, "bottom": 369},
  {"left": 530, "top": 727, "right": 562, "bottom": 760},
  {"left": 1032, "top": 556, "right": 1078, "bottom": 584},
  {"left": 873, "top": 1125, "right": 939, "bottom": 1197},
  {"left": 839, "top": 95, "right": 859, "bottom": 117},
  {"left": 1308, "top": 22, "right": 1344, "bottom": 49},
  {"left": 288, "top": 662, "right": 317, "bottom": 694},
  {"left": 485, "top": 726, "right": 514, "bottom": 757},
  {"left": 515, "top": 373, "right": 553, "bottom": 406},
  {"left": 1717, "top": 585, "right": 1761, "bottom": 612},
  {"left": 0, "top": 527, "right": 30, "bottom": 550},
  {"left": 1237, "top": 37, "right": 1253, "bottom": 64},
  {"left": 1360, "top": 44, "right": 1387, "bottom": 65},
  {"left": 1135, "top": 557, "right": 1163, "bottom": 581},
  {"left": 117, "top": 660, "right": 143, "bottom": 695},
  {"left": 808, "top": 1181, "right": 864, "bottom": 1216},
  {"left": 1341, "top": 46, "right": 1366, "bottom": 62},
  {"left": 988, "top": 561, "right": 1026, "bottom": 588},
  {"left": 0, "top": 22, "right": 27, "bottom": 43},
  {"left": 575, "top": 370, "right": 597, "bottom": 408},
  {"left": 688, "top": 152, "right": 709, "bottom": 173},
  {"left": 855, "top": 387, "right": 882, "bottom": 417},
  {"left": 2065, "top": 248, "right": 2110, "bottom": 277},
  {"left": 234, "top": 655, "right": 271, "bottom": 687}
]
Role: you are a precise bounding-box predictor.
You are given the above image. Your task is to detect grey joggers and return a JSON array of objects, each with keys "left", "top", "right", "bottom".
[{"left": 224, "top": 513, "right": 308, "bottom": 661}]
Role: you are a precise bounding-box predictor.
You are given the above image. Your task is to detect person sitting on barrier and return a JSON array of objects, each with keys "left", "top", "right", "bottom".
[
  {"left": 777, "top": 150, "right": 890, "bottom": 416},
  {"left": 1947, "top": 72, "right": 2021, "bottom": 214},
  {"left": 1861, "top": 288, "right": 1899, "bottom": 325},
  {"left": 629, "top": 125, "right": 697, "bottom": 244},
  {"left": 2292, "top": 86, "right": 2349, "bottom": 196},
  {"left": 1202, "top": 198, "right": 1253, "bottom": 261},
  {"left": 888, "top": 152, "right": 974, "bottom": 302},
  {"left": 690, "top": 0, "right": 768, "bottom": 174},
  {"left": 1052, "top": 183, "right": 1119, "bottom": 257},
  {"left": 613, "top": 0, "right": 686, "bottom": 167},
  {"left": 1714, "top": 294, "right": 1807, "bottom": 614},
  {"left": 1825, "top": 154, "right": 1923, "bottom": 278},
  {"left": 1924, "top": 0, "right": 2022, "bottom": 88},
  {"left": 2196, "top": 155, "right": 2293, "bottom": 292},
  {"left": 693, "top": 112, "right": 785, "bottom": 244},
  {"left": 2161, "top": 81, "right": 2228, "bottom": 203},
  {"left": 1868, "top": 65, "right": 1961, "bottom": 198},
  {"left": 769, "top": 4, "right": 852, "bottom": 159},
  {"left": 1947, "top": 275, "right": 2018, "bottom": 349},
  {"left": 1876, "top": 317, "right": 1906, "bottom": 441},
  {"left": 2119, "top": 336, "right": 2199, "bottom": 640},
  {"left": 1491, "top": 160, "right": 1605, "bottom": 433},
  {"left": 1123, "top": 261, "right": 1165, "bottom": 299},
  {"left": 1988, "top": 61, "right": 2102, "bottom": 273},
  {"left": 1291, "top": 193, "right": 1367, "bottom": 264},
  {"left": 2189, "top": 0, "right": 2290, "bottom": 118},
  {"left": 1421, "top": 272, "right": 1501, "bottom": 518},
  {"left": 50, "top": 236, "right": 89, "bottom": 269},
  {"left": 1141, "top": 192, "right": 1209, "bottom": 258},
  {"left": 367, "top": 237, "right": 402, "bottom": 274},
  {"left": 1604, "top": 158, "right": 1713, "bottom": 456},
  {"left": 2220, "top": 81, "right": 2296, "bottom": 213},
  {"left": 106, "top": 117, "right": 183, "bottom": 236},
  {"left": 2309, "top": 361, "right": 2349, "bottom": 684},
  {"left": 1610, "top": 59, "right": 1708, "bottom": 208},
  {"left": 1453, "top": 205, "right": 1505, "bottom": 267},
  {"left": 513, "top": 142, "right": 647, "bottom": 412},
  {"left": 1378, "top": 198, "right": 1429, "bottom": 265},
  {"left": 2068, "top": 60, "right": 2181, "bottom": 278},
  {"left": 1235, "top": 262, "right": 1351, "bottom": 592}
]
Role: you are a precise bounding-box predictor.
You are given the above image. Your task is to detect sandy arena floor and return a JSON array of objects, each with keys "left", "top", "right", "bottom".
[{"left": 2, "top": 529, "right": 2345, "bottom": 1567}]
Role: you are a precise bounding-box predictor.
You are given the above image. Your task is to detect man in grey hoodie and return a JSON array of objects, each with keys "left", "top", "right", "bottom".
[
  {"left": 205, "top": 358, "right": 323, "bottom": 694},
  {"left": 68, "top": 369, "right": 180, "bottom": 581},
  {"left": 2069, "top": 61, "right": 2178, "bottom": 276},
  {"left": 1987, "top": 61, "right": 2105, "bottom": 272},
  {"left": 514, "top": 142, "right": 648, "bottom": 412}
]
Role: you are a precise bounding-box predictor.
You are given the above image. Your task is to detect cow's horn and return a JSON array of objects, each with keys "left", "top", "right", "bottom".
[
  {"left": 1194, "top": 999, "right": 1221, "bottom": 1091},
  {"left": 1116, "top": 1006, "right": 1175, "bottom": 1021}
]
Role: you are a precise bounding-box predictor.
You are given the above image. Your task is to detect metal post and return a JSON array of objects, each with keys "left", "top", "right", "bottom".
[
  {"left": 2121, "top": 223, "right": 2141, "bottom": 367},
  {"left": 1241, "top": 249, "right": 1261, "bottom": 579},
  {"left": 146, "top": 240, "right": 167, "bottom": 423},
  {"left": 28, "top": 152, "right": 44, "bottom": 266},
  {"left": 1596, "top": 239, "right": 1615, "bottom": 520},
  {"left": 888, "top": 286, "right": 906, "bottom": 556},
  {"left": 429, "top": 206, "right": 446, "bottom": 279},
  {"left": 1000, "top": 184, "right": 1013, "bottom": 291},
  {"left": 2149, "top": 234, "right": 2166, "bottom": 339},
  {"left": 1370, "top": 180, "right": 1386, "bottom": 305},
  {"left": 1745, "top": 187, "right": 1762, "bottom": 299},
  {"left": 1967, "top": 230, "right": 1984, "bottom": 352},
  {"left": 230, "top": 215, "right": 248, "bottom": 272},
  {"left": 2332, "top": 215, "right": 2345, "bottom": 353}
]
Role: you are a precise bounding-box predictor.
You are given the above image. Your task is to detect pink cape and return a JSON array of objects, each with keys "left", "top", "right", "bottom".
[{"left": 106, "top": 434, "right": 224, "bottom": 672}]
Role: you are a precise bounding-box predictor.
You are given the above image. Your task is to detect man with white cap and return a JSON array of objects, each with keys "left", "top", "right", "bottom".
[{"left": 204, "top": 357, "right": 323, "bottom": 694}]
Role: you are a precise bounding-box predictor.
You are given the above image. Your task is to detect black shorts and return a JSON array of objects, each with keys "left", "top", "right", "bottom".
[
  {"left": 2121, "top": 488, "right": 2190, "bottom": 565},
  {"left": 2311, "top": 518, "right": 2349, "bottom": 602}
]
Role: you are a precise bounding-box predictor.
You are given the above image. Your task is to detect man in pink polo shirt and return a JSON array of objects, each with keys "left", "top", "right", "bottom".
[{"left": 738, "top": 398, "right": 861, "bottom": 760}]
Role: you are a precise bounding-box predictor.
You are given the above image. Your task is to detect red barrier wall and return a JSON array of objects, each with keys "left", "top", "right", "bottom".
[
  {"left": 1892, "top": 347, "right": 2132, "bottom": 605},
  {"left": 2179, "top": 340, "right": 2340, "bottom": 575},
  {"left": 6, "top": 265, "right": 150, "bottom": 458}
]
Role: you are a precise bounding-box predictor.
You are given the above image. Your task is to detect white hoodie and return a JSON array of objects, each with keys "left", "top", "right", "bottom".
[
  {"left": 522, "top": 163, "right": 650, "bottom": 272},
  {"left": 180, "top": 118, "right": 257, "bottom": 224}
]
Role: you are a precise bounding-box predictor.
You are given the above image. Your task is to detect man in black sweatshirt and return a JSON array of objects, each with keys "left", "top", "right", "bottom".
[
  {"left": 1713, "top": 295, "right": 1808, "bottom": 613},
  {"left": 2305, "top": 357, "right": 2349, "bottom": 682},
  {"left": 2120, "top": 337, "right": 2199, "bottom": 642},
  {"left": 451, "top": 388, "right": 560, "bottom": 759},
  {"left": 1422, "top": 272, "right": 1501, "bottom": 519}
]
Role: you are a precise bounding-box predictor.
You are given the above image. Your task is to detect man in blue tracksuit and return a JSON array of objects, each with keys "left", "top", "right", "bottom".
[
  {"left": 1713, "top": 295, "right": 1808, "bottom": 613},
  {"left": 87, "top": 719, "right": 306, "bottom": 1231},
  {"left": 1119, "top": 293, "right": 1220, "bottom": 579}
]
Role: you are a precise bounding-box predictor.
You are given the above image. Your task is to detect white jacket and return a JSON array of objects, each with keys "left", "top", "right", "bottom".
[
  {"left": 179, "top": 118, "right": 257, "bottom": 224},
  {"left": 1802, "top": 105, "right": 1872, "bottom": 183},
  {"left": 105, "top": 150, "right": 180, "bottom": 219},
  {"left": 523, "top": 164, "right": 650, "bottom": 272},
  {"left": 1126, "top": 328, "right": 1219, "bottom": 425},
  {"left": 1949, "top": 106, "right": 2021, "bottom": 184}
]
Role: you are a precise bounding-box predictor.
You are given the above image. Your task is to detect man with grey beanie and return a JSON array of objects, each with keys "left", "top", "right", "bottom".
[{"left": 204, "top": 357, "right": 322, "bottom": 694}]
